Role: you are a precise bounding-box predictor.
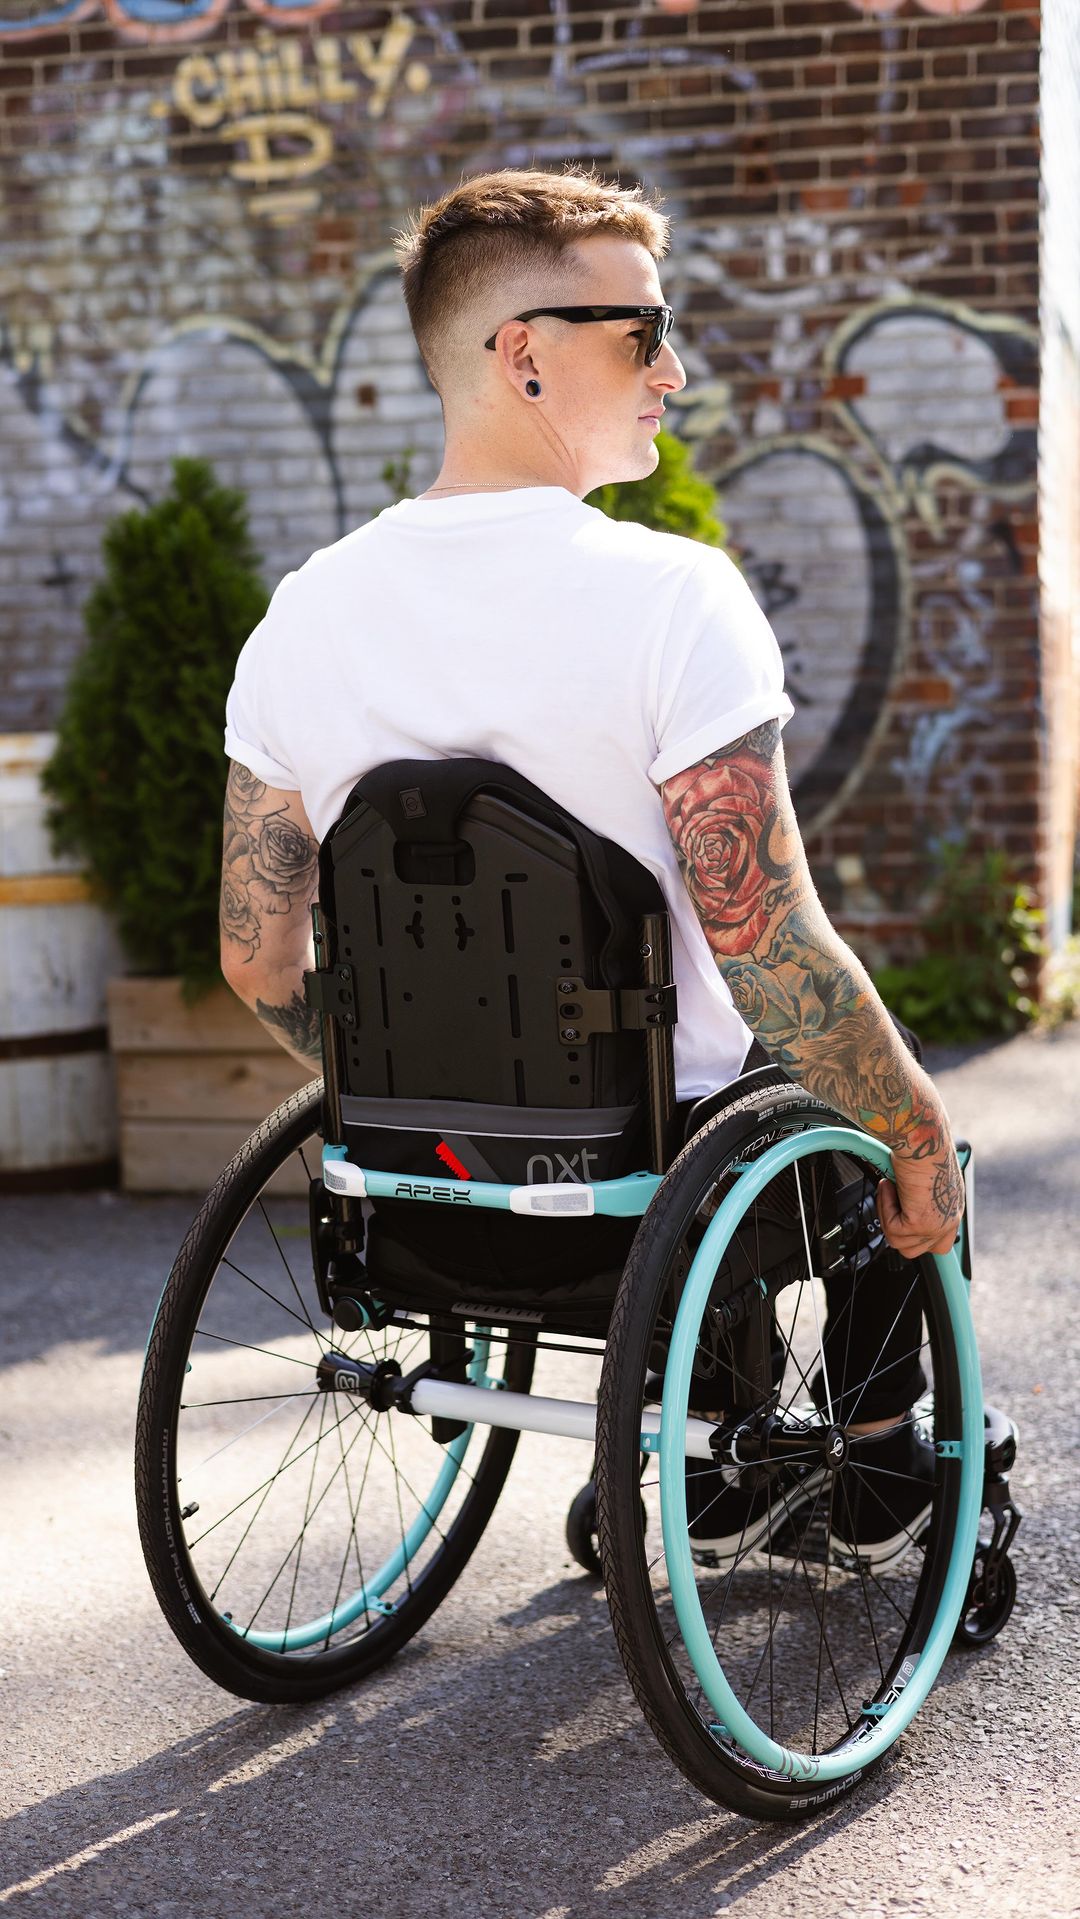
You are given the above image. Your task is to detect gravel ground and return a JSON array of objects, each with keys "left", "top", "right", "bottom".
[{"left": 1, "top": 1024, "right": 1078, "bottom": 1918}]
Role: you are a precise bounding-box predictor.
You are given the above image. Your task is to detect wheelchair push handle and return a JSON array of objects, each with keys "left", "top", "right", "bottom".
[{"left": 641, "top": 911, "right": 678, "bottom": 1175}]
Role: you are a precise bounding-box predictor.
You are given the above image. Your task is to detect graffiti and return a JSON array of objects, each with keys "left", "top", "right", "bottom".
[
  {"left": 739, "top": 553, "right": 800, "bottom": 625},
  {"left": 652, "top": 0, "right": 991, "bottom": 14},
  {"left": 824, "top": 300, "right": 1039, "bottom": 536},
  {"left": 39, "top": 551, "right": 80, "bottom": 606},
  {"left": 1, "top": 0, "right": 340, "bottom": 46},
  {"left": 1, "top": 318, "right": 56, "bottom": 380},
  {"left": 847, "top": 1, "right": 989, "bottom": 15},
  {"left": 889, "top": 497, "right": 1007, "bottom": 868},
  {"left": 676, "top": 286, "right": 1037, "bottom": 834},
  {"left": 144, "top": 21, "right": 431, "bottom": 223},
  {"left": 713, "top": 436, "right": 909, "bottom": 827},
  {"left": 168, "top": 27, "right": 426, "bottom": 127},
  {"left": 2, "top": 229, "right": 1037, "bottom": 834},
  {"left": 0, "top": 2, "right": 1040, "bottom": 852}
]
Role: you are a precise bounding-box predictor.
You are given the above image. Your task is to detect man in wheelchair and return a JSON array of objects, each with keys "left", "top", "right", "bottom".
[
  {"left": 147, "top": 164, "right": 1018, "bottom": 1814},
  {"left": 221, "top": 169, "right": 963, "bottom": 1563}
]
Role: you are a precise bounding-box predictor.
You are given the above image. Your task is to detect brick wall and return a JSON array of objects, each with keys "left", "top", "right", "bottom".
[{"left": 1, "top": 0, "right": 1073, "bottom": 957}]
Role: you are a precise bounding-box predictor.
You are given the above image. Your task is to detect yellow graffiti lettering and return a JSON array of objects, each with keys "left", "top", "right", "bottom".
[
  {"left": 279, "top": 37, "right": 324, "bottom": 109},
  {"left": 218, "top": 48, "right": 266, "bottom": 117},
  {"left": 253, "top": 30, "right": 285, "bottom": 110},
  {"left": 347, "top": 15, "right": 415, "bottom": 120},
  {"left": 3, "top": 318, "right": 55, "bottom": 377},
  {"left": 222, "top": 112, "right": 333, "bottom": 186},
  {"left": 165, "top": 16, "right": 430, "bottom": 177},
  {"left": 173, "top": 52, "right": 225, "bottom": 130},
  {"left": 313, "top": 36, "right": 357, "bottom": 104}
]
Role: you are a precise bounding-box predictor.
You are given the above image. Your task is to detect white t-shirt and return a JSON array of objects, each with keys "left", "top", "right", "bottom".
[{"left": 224, "top": 484, "right": 794, "bottom": 1100}]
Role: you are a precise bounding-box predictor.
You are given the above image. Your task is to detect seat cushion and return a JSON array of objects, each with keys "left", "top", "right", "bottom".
[{"left": 363, "top": 1199, "right": 639, "bottom": 1331}]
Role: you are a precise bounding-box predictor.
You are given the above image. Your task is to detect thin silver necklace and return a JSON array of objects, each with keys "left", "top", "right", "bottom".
[{"left": 422, "top": 481, "right": 537, "bottom": 493}]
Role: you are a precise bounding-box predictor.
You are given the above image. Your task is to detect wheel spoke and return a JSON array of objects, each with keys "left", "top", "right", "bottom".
[
  {"left": 188, "top": 1396, "right": 367, "bottom": 1550},
  {"left": 183, "top": 1392, "right": 322, "bottom": 1410},
  {"left": 836, "top": 1471, "right": 886, "bottom": 1685},
  {"left": 838, "top": 1274, "right": 922, "bottom": 1429},
  {"left": 203, "top": 1394, "right": 321, "bottom": 1598},
  {"left": 323, "top": 1407, "right": 382, "bottom": 1648},
  {"left": 243, "top": 1402, "right": 374, "bottom": 1634},
  {"left": 219, "top": 1254, "right": 320, "bottom": 1341}
]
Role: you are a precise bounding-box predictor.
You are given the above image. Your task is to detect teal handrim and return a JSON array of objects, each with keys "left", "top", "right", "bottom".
[
  {"left": 658, "top": 1125, "right": 983, "bottom": 1785},
  {"left": 232, "top": 1337, "right": 493, "bottom": 1654}
]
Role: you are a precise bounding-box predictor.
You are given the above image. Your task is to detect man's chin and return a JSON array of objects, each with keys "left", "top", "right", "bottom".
[{"left": 594, "top": 448, "right": 661, "bottom": 489}]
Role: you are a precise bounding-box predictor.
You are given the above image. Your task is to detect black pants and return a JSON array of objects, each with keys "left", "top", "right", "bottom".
[{"left": 731, "top": 1021, "right": 928, "bottom": 1424}]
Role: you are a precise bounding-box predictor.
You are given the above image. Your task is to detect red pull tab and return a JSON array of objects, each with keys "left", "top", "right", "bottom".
[{"left": 435, "top": 1140, "right": 472, "bottom": 1181}]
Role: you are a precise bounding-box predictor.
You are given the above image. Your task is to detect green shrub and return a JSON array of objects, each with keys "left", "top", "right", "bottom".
[
  {"left": 42, "top": 457, "right": 269, "bottom": 996},
  {"left": 585, "top": 427, "right": 726, "bottom": 544},
  {"left": 871, "top": 841, "right": 1044, "bottom": 1042}
]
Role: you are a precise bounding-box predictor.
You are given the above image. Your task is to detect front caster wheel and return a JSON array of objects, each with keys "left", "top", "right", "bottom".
[
  {"left": 567, "top": 1480, "right": 647, "bottom": 1578},
  {"left": 954, "top": 1550, "right": 1017, "bottom": 1647},
  {"left": 566, "top": 1481, "right": 603, "bottom": 1577}
]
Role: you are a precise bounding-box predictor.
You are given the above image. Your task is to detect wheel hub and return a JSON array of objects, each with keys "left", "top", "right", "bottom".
[{"left": 316, "top": 1351, "right": 402, "bottom": 1409}]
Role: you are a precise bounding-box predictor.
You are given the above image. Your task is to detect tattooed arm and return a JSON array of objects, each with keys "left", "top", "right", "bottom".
[
  {"left": 219, "top": 761, "right": 322, "bottom": 1070},
  {"left": 661, "top": 722, "right": 964, "bottom": 1259}
]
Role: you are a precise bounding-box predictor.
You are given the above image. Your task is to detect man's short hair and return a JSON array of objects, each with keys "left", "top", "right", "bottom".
[{"left": 393, "top": 163, "right": 670, "bottom": 401}]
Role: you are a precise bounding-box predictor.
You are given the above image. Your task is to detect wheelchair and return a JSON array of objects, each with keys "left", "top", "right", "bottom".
[{"left": 135, "top": 758, "right": 1021, "bottom": 1820}]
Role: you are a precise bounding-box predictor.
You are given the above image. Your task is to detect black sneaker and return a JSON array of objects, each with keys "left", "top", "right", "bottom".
[
  {"left": 685, "top": 1453, "right": 826, "bottom": 1568},
  {"left": 830, "top": 1416, "right": 937, "bottom": 1569}
]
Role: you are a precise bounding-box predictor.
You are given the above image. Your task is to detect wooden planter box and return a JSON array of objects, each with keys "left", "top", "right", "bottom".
[{"left": 107, "top": 977, "right": 319, "bottom": 1194}]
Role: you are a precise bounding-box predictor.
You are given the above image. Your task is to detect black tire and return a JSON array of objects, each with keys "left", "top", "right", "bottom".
[
  {"left": 136, "top": 1083, "right": 535, "bottom": 1704},
  {"left": 597, "top": 1080, "right": 974, "bottom": 1820}
]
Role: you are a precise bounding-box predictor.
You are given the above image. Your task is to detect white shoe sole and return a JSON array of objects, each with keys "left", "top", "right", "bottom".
[
  {"left": 689, "top": 1469, "right": 827, "bottom": 1568},
  {"left": 829, "top": 1502, "right": 934, "bottom": 1571}
]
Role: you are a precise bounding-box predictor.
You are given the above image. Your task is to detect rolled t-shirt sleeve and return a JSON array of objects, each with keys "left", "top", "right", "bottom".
[
  {"left": 223, "top": 573, "right": 302, "bottom": 790},
  {"left": 647, "top": 548, "right": 795, "bottom": 786}
]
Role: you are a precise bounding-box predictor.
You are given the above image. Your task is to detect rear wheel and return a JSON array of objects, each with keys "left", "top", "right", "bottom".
[
  {"left": 597, "top": 1082, "right": 983, "bottom": 1819},
  {"left": 135, "top": 1084, "right": 534, "bottom": 1703}
]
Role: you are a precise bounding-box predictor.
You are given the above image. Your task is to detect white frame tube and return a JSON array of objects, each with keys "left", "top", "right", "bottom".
[{"left": 407, "top": 1378, "right": 717, "bottom": 1460}]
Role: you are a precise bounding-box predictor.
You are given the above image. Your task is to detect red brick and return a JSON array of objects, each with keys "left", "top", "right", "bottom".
[
  {"left": 800, "top": 185, "right": 853, "bottom": 213},
  {"left": 1004, "top": 13, "right": 1040, "bottom": 41},
  {"left": 527, "top": 18, "right": 603, "bottom": 46},
  {"left": 913, "top": 19, "right": 999, "bottom": 48},
  {"left": 978, "top": 48, "right": 1038, "bottom": 76},
  {"left": 745, "top": 36, "right": 822, "bottom": 62}
]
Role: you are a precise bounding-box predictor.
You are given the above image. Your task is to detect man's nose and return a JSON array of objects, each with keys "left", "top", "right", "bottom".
[{"left": 652, "top": 342, "right": 687, "bottom": 393}]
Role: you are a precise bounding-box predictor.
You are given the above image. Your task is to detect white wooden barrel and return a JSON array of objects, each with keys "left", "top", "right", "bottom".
[{"left": 0, "top": 733, "right": 122, "bottom": 1185}]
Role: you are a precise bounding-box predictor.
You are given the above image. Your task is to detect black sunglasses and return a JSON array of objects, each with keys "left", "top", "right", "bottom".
[{"left": 483, "top": 304, "right": 675, "bottom": 367}]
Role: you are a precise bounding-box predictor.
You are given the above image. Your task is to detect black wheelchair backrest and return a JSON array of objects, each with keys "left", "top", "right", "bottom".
[{"left": 305, "top": 758, "right": 678, "bottom": 1185}]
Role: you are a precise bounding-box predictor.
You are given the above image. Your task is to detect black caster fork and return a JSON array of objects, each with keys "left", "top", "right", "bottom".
[{"left": 955, "top": 1404, "right": 1022, "bottom": 1647}]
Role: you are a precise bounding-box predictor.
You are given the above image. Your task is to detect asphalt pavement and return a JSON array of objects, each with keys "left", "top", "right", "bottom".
[{"left": 1, "top": 1024, "right": 1078, "bottom": 1918}]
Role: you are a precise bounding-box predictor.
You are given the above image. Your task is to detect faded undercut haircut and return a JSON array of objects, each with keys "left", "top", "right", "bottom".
[{"left": 392, "top": 163, "right": 670, "bottom": 402}]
